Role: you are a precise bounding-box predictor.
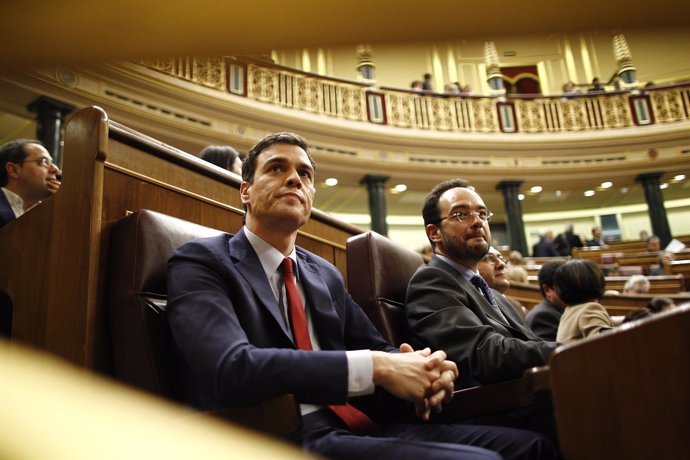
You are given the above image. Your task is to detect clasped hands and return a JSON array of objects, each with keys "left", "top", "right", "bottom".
[{"left": 372, "top": 343, "right": 458, "bottom": 421}]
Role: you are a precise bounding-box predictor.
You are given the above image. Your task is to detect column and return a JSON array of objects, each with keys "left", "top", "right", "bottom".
[
  {"left": 496, "top": 180, "right": 528, "bottom": 255},
  {"left": 26, "top": 96, "right": 75, "bottom": 168},
  {"left": 636, "top": 172, "right": 672, "bottom": 247},
  {"left": 360, "top": 175, "right": 389, "bottom": 236}
]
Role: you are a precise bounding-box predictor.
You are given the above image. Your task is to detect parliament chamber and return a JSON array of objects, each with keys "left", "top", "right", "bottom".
[{"left": 2, "top": 2, "right": 690, "bottom": 459}]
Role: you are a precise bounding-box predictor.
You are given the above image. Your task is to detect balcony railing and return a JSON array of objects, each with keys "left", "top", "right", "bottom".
[{"left": 138, "top": 56, "right": 690, "bottom": 134}]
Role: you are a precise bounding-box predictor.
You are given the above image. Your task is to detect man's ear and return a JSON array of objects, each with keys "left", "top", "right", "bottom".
[
  {"left": 5, "top": 162, "right": 21, "bottom": 181},
  {"left": 239, "top": 181, "right": 250, "bottom": 205},
  {"left": 426, "top": 223, "right": 441, "bottom": 246}
]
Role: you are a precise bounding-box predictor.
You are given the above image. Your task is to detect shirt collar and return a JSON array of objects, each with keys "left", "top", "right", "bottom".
[
  {"left": 1, "top": 187, "right": 25, "bottom": 218},
  {"left": 244, "top": 227, "right": 298, "bottom": 278},
  {"left": 435, "top": 253, "right": 477, "bottom": 281}
]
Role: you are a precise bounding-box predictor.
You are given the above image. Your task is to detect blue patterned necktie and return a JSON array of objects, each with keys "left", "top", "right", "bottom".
[{"left": 470, "top": 274, "right": 508, "bottom": 324}]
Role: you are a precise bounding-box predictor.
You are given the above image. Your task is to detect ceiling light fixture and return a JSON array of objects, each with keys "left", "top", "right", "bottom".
[
  {"left": 584, "top": 190, "right": 595, "bottom": 197},
  {"left": 600, "top": 181, "right": 613, "bottom": 188},
  {"left": 660, "top": 183, "right": 669, "bottom": 189},
  {"left": 530, "top": 185, "right": 542, "bottom": 193},
  {"left": 393, "top": 184, "right": 407, "bottom": 192},
  {"left": 324, "top": 178, "right": 338, "bottom": 186},
  {"left": 518, "top": 193, "right": 525, "bottom": 200}
]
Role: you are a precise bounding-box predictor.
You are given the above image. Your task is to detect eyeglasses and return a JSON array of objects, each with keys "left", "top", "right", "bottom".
[
  {"left": 21, "top": 157, "right": 56, "bottom": 169},
  {"left": 441, "top": 209, "right": 493, "bottom": 223},
  {"left": 481, "top": 253, "right": 507, "bottom": 265}
]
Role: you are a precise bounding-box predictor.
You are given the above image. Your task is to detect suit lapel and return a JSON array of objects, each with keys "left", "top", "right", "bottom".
[
  {"left": 229, "top": 229, "right": 294, "bottom": 342},
  {"left": 430, "top": 257, "right": 513, "bottom": 327},
  {"left": 296, "top": 250, "right": 345, "bottom": 350}
]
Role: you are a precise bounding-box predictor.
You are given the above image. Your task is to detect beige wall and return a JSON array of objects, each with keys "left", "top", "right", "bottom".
[{"left": 274, "top": 26, "right": 690, "bottom": 94}]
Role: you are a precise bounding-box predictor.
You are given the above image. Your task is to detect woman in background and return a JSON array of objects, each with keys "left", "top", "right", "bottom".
[
  {"left": 200, "top": 145, "right": 242, "bottom": 175},
  {"left": 555, "top": 259, "right": 614, "bottom": 343}
]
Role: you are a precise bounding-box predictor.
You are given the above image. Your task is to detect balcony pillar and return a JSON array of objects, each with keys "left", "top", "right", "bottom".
[
  {"left": 360, "top": 174, "right": 389, "bottom": 236},
  {"left": 496, "top": 180, "right": 527, "bottom": 255},
  {"left": 26, "top": 96, "right": 75, "bottom": 168},
  {"left": 636, "top": 172, "right": 672, "bottom": 247}
]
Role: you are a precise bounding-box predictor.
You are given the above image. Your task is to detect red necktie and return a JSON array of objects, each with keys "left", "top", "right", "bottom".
[{"left": 281, "top": 258, "right": 377, "bottom": 435}]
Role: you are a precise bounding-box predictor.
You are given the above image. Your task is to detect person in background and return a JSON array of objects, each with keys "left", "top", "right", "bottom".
[
  {"left": 0, "top": 139, "right": 61, "bottom": 229},
  {"left": 506, "top": 250, "right": 529, "bottom": 284},
  {"left": 525, "top": 260, "right": 567, "bottom": 342},
  {"left": 532, "top": 229, "right": 559, "bottom": 257},
  {"left": 646, "top": 235, "right": 661, "bottom": 252},
  {"left": 169, "top": 134, "right": 555, "bottom": 460},
  {"left": 477, "top": 247, "right": 528, "bottom": 319},
  {"left": 555, "top": 259, "right": 614, "bottom": 343},
  {"left": 623, "top": 296, "right": 675, "bottom": 323},
  {"left": 588, "top": 77, "right": 606, "bottom": 92},
  {"left": 200, "top": 145, "right": 242, "bottom": 175},
  {"left": 649, "top": 251, "right": 675, "bottom": 276},
  {"left": 422, "top": 73, "right": 433, "bottom": 91},
  {"left": 639, "top": 229, "right": 650, "bottom": 241},
  {"left": 553, "top": 222, "right": 583, "bottom": 256},
  {"left": 586, "top": 226, "right": 606, "bottom": 247},
  {"left": 623, "top": 275, "right": 650, "bottom": 295}
]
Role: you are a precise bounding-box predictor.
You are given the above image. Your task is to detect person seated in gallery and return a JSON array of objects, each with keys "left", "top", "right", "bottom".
[
  {"left": 0, "top": 139, "right": 61, "bottom": 229},
  {"left": 646, "top": 235, "right": 661, "bottom": 252},
  {"left": 525, "top": 260, "right": 567, "bottom": 342},
  {"left": 585, "top": 226, "right": 606, "bottom": 247},
  {"left": 506, "top": 250, "right": 529, "bottom": 284},
  {"left": 555, "top": 259, "right": 614, "bottom": 344},
  {"left": 532, "top": 229, "right": 559, "bottom": 257},
  {"left": 199, "top": 145, "right": 242, "bottom": 175},
  {"left": 622, "top": 275, "right": 650, "bottom": 295}
]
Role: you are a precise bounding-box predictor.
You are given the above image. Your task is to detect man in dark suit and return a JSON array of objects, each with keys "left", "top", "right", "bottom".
[
  {"left": 532, "top": 229, "right": 559, "bottom": 257},
  {"left": 167, "top": 135, "right": 556, "bottom": 460},
  {"left": 405, "top": 178, "right": 558, "bottom": 390},
  {"left": 525, "top": 261, "right": 566, "bottom": 342},
  {"left": 0, "top": 139, "right": 61, "bottom": 229},
  {"left": 405, "top": 179, "right": 560, "bottom": 444},
  {"left": 585, "top": 226, "right": 606, "bottom": 247}
]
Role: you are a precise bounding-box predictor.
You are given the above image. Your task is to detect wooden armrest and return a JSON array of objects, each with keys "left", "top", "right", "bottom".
[
  {"left": 202, "top": 394, "right": 301, "bottom": 435},
  {"left": 432, "top": 366, "right": 551, "bottom": 422}
]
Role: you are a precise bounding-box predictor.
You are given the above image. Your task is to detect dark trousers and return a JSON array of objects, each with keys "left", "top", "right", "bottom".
[{"left": 284, "top": 409, "right": 558, "bottom": 460}]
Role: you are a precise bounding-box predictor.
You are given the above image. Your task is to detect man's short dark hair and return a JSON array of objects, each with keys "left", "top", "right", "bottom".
[
  {"left": 241, "top": 132, "right": 315, "bottom": 184},
  {"left": 537, "top": 260, "right": 566, "bottom": 297},
  {"left": 554, "top": 259, "right": 605, "bottom": 305},
  {"left": 421, "top": 178, "right": 473, "bottom": 248},
  {"left": 200, "top": 145, "right": 239, "bottom": 170},
  {"left": 0, "top": 139, "right": 43, "bottom": 186}
]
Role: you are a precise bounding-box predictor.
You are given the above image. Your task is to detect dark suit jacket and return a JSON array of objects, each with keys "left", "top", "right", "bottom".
[
  {"left": 0, "top": 192, "right": 16, "bottom": 229},
  {"left": 405, "top": 256, "right": 557, "bottom": 389},
  {"left": 524, "top": 300, "right": 563, "bottom": 342},
  {"left": 532, "top": 239, "right": 558, "bottom": 257},
  {"left": 167, "top": 228, "right": 396, "bottom": 412}
]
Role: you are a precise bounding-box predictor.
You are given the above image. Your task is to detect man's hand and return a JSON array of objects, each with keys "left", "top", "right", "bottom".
[{"left": 372, "top": 343, "right": 458, "bottom": 421}]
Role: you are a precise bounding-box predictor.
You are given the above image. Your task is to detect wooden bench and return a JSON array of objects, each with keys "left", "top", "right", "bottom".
[
  {"left": 604, "top": 274, "right": 685, "bottom": 294},
  {"left": 549, "top": 304, "right": 690, "bottom": 459},
  {"left": 669, "top": 260, "right": 690, "bottom": 291},
  {"left": 506, "top": 281, "right": 690, "bottom": 315},
  {"left": 0, "top": 106, "right": 361, "bottom": 372}
]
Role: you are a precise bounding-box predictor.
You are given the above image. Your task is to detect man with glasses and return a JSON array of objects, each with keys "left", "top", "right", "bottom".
[
  {"left": 0, "top": 139, "right": 61, "bottom": 228},
  {"left": 405, "top": 178, "right": 557, "bottom": 390}
]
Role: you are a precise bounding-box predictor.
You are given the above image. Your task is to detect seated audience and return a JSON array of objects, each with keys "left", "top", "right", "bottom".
[
  {"left": 623, "top": 275, "right": 650, "bottom": 295},
  {"left": 410, "top": 80, "right": 424, "bottom": 92},
  {"left": 199, "top": 145, "right": 242, "bottom": 175},
  {"left": 532, "top": 229, "right": 559, "bottom": 257},
  {"left": 649, "top": 251, "right": 675, "bottom": 276},
  {"left": 623, "top": 296, "right": 675, "bottom": 323},
  {"left": 554, "top": 222, "right": 583, "bottom": 256},
  {"left": 422, "top": 73, "right": 433, "bottom": 91},
  {"left": 478, "top": 247, "right": 528, "bottom": 318},
  {"left": 443, "top": 82, "right": 461, "bottom": 95},
  {"left": 168, "top": 136, "right": 555, "bottom": 460},
  {"left": 555, "top": 259, "right": 614, "bottom": 343},
  {"left": 586, "top": 226, "right": 606, "bottom": 247},
  {"left": 506, "top": 250, "right": 529, "bottom": 284},
  {"left": 646, "top": 235, "right": 661, "bottom": 252},
  {"left": 1, "top": 139, "right": 61, "bottom": 229},
  {"left": 562, "top": 81, "right": 581, "bottom": 95},
  {"left": 639, "top": 229, "right": 650, "bottom": 241},
  {"left": 525, "top": 260, "right": 567, "bottom": 342}
]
